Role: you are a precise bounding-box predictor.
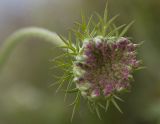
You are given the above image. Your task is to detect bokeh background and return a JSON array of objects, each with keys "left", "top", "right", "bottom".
[{"left": 0, "top": 0, "right": 160, "bottom": 124}]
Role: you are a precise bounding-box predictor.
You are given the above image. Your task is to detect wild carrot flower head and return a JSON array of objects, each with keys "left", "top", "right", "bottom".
[
  {"left": 53, "top": 4, "right": 143, "bottom": 120},
  {"left": 74, "top": 36, "right": 140, "bottom": 100}
]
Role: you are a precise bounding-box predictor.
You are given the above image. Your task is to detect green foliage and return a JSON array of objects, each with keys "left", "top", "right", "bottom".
[{"left": 52, "top": 3, "right": 134, "bottom": 121}]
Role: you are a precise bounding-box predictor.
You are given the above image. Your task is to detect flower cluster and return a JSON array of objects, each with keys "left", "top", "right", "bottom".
[
  {"left": 73, "top": 36, "right": 140, "bottom": 100},
  {"left": 55, "top": 3, "right": 143, "bottom": 119}
]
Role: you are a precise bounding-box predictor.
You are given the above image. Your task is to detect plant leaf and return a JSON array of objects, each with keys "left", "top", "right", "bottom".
[
  {"left": 113, "top": 95, "right": 124, "bottom": 102},
  {"left": 111, "top": 98, "right": 123, "bottom": 113},
  {"left": 98, "top": 103, "right": 106, "bottom": 110},
  {"left": 104, "top": 1, "right": 109, "bottom": 24},
  {"left": 107, "top": 24, "right": 126, "bottom": 37},
  {"left": 119, "top": 21, "right": 135, "bottom": 38},
  {"left": 95, "top": 104, "right": 102, "bottom": 120},
  {"left": 64, "top": 88, "right": 79, "bottom": 93},
  {"left": 71, "top": 92, "right": 80, "bottom": 122},
  {"left": 105, "top": 100, "right": 110, "bottom": 112}
]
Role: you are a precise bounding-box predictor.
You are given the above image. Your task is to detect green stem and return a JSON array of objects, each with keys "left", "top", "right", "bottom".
[{"left": 0, "top": 27, "right": 63, "bottom": 70}]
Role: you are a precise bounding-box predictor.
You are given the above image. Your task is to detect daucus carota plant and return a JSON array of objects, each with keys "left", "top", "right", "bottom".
[
  {"left": 53, "top": 4, "right": 143, "bottom": 120},
  {"left": 0, "top": 3, "right": 143, "bottom": 122}
]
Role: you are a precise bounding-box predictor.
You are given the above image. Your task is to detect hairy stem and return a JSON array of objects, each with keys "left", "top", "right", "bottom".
[{"left": 0, "top": 27, "right": 63, "bottom": 70}]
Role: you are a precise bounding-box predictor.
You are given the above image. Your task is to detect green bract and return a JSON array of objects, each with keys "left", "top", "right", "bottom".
[{"left": 53, "top": 3, "right": 142, "bottom": 121}]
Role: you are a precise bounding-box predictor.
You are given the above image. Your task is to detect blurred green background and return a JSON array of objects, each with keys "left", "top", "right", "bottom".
[{"left": 0, "top": 0, "right": 160, "bottom": 124}]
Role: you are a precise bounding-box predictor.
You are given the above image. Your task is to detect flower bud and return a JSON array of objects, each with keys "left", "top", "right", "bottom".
[{"left": 73, "top": 36, "right": 140, "bottom": 101}]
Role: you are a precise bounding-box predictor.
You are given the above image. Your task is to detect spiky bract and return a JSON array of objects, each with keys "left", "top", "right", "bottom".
[{"left": 53, "top": 4, "right": 142, "bottom": 120}]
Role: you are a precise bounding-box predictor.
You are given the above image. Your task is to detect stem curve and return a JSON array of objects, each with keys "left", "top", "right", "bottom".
[{"left": 0, "top": 27, "right": 63, "bottom": 70}]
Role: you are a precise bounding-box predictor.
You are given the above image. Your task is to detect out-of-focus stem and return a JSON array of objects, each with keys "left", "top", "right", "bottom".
[{"left": 0, "top": 27, "right": 63, "bottom": 70}]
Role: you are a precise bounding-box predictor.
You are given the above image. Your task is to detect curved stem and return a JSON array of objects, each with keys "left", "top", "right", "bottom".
[{"left": 0, "top": 27, "right": 63, "bottom": 70}]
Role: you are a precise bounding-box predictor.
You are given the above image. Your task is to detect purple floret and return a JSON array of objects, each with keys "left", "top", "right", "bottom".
[{"left": 73, "top": 37, "right": 140, "bottom": 99}]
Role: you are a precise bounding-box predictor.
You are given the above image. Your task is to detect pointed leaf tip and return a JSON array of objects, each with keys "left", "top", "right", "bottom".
[{"left": 111, "top": 98, "right": 123, "bottom": 113}]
